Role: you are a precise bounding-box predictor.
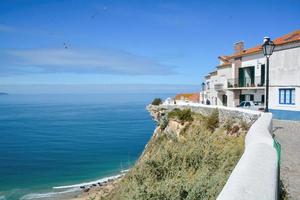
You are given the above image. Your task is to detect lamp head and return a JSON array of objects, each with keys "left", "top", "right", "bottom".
[{"left": 262, "top": 36, "right": 275, "bottom": 57}]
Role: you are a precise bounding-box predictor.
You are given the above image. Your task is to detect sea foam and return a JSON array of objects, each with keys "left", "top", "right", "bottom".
[
  {"left": 20, "top": 188, "right": 80, "bottom": 200},
  {"left": 53, "top": 174, "right": 124, "bottom": 189},
  {"left": 0, "top": 195, "right": 6, "bottom": 200}
]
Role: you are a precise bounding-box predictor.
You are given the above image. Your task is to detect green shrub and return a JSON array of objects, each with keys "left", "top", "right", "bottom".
[
  {"left": 151, "top": 98, "right": 163, "bottom": 105},
  {"left": 205, "top": 109, "right": 219, "bottom": 132},
  {"left": 168, "top": 109, "right": 193, "bottom": 122}
]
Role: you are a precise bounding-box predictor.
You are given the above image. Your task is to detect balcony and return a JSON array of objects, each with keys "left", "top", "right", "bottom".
[
  {"left": 214, "top": 83, "right": 224, "bottom": 91},
  {"left": 227, "top": 76, "right": 265, "bottom": 89}
]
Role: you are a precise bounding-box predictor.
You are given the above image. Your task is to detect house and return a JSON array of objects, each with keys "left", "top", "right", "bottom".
[
  {"left": 175, "top": 93, "right": 200, "bottom": 103},
  {"left": 201, "top": 29, "right": 300, "bottom": 120}
]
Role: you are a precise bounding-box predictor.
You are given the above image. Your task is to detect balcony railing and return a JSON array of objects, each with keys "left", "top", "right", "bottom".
[
  {"left": 227, "top": 76, "right": 265, "bottom": 88},
  {"left": 214, "top": 83, "right": 224, "bottom": 91}
]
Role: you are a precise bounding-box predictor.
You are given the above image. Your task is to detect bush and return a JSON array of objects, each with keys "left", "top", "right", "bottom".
[
  {"left": 205, "top": 109, "right": 219, "bottom": 132},
  {"left": 230, "top": 125, "right": 240, "bottom": 134},
  {"left": 240, "top": 120, "right": 250, "bottom": 130},
  {"left": 168, "top": 109, "right": 193, "bottom": 122},
  {"left": 223, "top": 119, "right": 234, "bottom": 133},
  {"left": 151, "top": 98, "right": 162, "bottom": 105}
]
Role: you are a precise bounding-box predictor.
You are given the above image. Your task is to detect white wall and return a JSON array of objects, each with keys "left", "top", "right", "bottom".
[
  {"left": 241, "top": 54, "right": 266, "bottom": 86},
  {"left": 269, "top": 86, "right": 300, "bottom": 111},
  {"left": 241, "top": 54, "right": 265, "bottom": 71},
  {"left": 270, "top": 46, "right": 300, "bottom": 86},
  {"left": 218, "top": 67, "right": 232, "bottom": 85},
  {"left": 209, "top": 74, "right": 219, "bottom": 105},
  {"left": 269, "top": 45, "right": 300, "bottom": 111},
  {"left": 218, "top": 113, "right": 278, "bottom": 200},
  {"left": 226, "top": 90, "right": 234, "bottom": 107}
]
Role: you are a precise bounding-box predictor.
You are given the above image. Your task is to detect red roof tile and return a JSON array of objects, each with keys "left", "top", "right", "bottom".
[
  {"left": 228, "top": 29, "right": 300, "bottom": 58},
  {"left": 175, "top": 93, "right": 199, "bottom": 103}
]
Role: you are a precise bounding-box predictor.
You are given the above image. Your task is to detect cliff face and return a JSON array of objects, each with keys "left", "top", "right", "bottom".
[{"left": 104, "top": 105, "right": 249, "bottom": 200}]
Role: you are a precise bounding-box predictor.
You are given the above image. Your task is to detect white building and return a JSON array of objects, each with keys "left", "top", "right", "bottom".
[{"left": 201, "top": 29, "right": 300, "bottom": 120}]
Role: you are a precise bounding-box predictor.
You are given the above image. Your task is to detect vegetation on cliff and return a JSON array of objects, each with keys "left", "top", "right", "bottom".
[
  {"left": 102, "top": 108, "right": 249, "bottom": 200},
  {"left": 151, "top": 98, "right": 163, "bottom": 106}
]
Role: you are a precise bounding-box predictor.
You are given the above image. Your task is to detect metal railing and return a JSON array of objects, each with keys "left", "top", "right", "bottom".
[{"left": 227, "top": 76, "right": 265, "bottom": 88}]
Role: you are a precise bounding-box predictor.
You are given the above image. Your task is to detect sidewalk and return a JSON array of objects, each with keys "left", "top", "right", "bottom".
[{"left": 273, "top": 119, "right": 300, "bottom": 199}]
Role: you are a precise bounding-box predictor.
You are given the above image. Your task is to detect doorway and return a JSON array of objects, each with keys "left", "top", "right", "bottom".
[{"left": 222, "top": 94, "right": 228, "bottom": 106}]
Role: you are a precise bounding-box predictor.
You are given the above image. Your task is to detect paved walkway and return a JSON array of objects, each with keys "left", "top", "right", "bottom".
[{"left": 273, "top": 119, "right": 300, "bottom": 200}]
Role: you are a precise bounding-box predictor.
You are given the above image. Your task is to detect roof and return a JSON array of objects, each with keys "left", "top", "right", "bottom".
[
  {"left": 217, "top": 55, "right": 232, "bottom": 68},
  {"left": 175, "top": 93, "right": 199, "bottom": 102},
  {"left": 218, "top": 56, "right": 231, "bottom": 62},
  {"left": 229, "top": 29, "right": 300, "bottom": 58},
  {"left": 217, "top": 62, "right": 231, "bottom": 69},
  {"left": 273, "top": 29, "right": 300, "bottom": 45},
  {"left": 210, "top": 71, "right": 218, "bottom": 76}
]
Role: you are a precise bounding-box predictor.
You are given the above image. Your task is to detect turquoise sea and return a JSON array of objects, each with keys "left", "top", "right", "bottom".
[{"left": 0, "top": 94, "right": 169, "bottom": 200}]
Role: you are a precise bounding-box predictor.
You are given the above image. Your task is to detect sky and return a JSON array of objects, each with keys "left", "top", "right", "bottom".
[{"left": 0, "top": 0, "right": 300, "bottom": 93}]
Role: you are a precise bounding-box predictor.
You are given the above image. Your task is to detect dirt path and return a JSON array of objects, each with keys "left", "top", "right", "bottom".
[{"left": 273, "top": 119, "right": 300, "bottom": 200}]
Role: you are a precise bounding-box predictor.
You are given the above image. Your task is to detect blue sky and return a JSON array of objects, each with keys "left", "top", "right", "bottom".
[{"left": 0, "top": 0, "right": 300, "bottom": 92}]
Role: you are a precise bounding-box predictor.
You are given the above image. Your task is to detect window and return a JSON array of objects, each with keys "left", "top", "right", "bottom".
[{"left": 279, "top": 88, "right": 295, "bottom": 105}]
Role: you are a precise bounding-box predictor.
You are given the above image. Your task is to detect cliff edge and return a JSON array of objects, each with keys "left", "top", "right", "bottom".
[{"left": 101, "top": 105, "right": 250, "bottom": 200}]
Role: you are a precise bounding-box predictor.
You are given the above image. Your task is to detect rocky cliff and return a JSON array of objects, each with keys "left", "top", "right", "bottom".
[{"left": 102, "top": 105, "right": 250, "bottom": 200}]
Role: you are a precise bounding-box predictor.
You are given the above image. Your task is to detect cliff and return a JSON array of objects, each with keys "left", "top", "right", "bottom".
[{"left": 101, "top": 105, "right": 251, "bottom": 200}]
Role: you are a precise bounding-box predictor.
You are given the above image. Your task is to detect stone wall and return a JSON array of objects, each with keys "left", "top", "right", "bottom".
[{"left": 147, "top": 103, "right": 260, "bottom": 125}]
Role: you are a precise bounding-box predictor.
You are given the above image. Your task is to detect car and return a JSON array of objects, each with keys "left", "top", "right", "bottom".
[{"left": 237, "top": 101, "right": 264, "bottom": 111}]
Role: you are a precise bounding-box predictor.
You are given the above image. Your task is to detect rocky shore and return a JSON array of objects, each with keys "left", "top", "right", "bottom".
[{"left": 69, "top": 176, "right": 123, "bottom": 200}]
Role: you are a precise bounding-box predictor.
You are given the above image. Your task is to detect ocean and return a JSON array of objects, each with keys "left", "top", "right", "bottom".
[{"left": 0, "top": 93, "right": 169, "bottom": 200}]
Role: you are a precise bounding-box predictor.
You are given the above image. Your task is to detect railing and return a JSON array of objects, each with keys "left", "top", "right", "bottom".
[
  {"left": 227, "top": 76, "right": 265, "bottom": 88},
  {"left": 214, "top": 83, "right": 224, "bottom": 91}
]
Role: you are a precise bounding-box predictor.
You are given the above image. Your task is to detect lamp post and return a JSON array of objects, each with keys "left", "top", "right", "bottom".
[
  {"left": 262, "top": 36, "right": 275, "bottom": 112},
  {"left": 201, "top": 82, "right": 205, "bottom": 104}
]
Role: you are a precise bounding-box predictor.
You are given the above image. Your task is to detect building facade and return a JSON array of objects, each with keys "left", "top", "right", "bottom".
[{"left": 201, "top": 29, "right": 300, "bottom": 120}]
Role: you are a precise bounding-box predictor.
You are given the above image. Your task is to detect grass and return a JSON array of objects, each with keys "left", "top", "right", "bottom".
[
  {"left": 168, "top": 108, "right": 193, "bottom": 123},
  {"left": 103, "top": 110, "right": 247, "bottom": 200}
]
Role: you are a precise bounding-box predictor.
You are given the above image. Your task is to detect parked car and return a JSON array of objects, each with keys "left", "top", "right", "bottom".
[{"left": 237, "top": 101, "right": 264, "bottom": 111}]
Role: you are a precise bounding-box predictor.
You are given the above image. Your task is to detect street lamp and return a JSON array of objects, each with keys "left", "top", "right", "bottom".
[
  {"left": 262, "top": 36, "right": 276, "bottom": 112},
  {"left": 201, "top": 82, "right": 205, "bottom": 104},
  {"left": 201, "top": 82, "right": 205, "bottom": 91}
]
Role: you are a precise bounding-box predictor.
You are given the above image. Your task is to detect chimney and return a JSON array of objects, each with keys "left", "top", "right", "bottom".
[{"left": 234, "top": 41, "right": 244, "bottom": 54}]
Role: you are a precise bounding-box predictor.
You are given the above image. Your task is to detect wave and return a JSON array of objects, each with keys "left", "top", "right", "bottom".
[
  {"left": 20, "top": 188, "right": 80, "bottom": 200},
  {"left": 0, "top": 195, "right": 6, "bottom": 200},
  {"left": 53, "top": 174, "right": 123, "bottom": 190},
  {"left": 20, "top": 169, "right": 130, "bottom": 200}
]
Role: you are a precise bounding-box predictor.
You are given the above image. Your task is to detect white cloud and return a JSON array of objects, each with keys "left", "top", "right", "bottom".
[
  {"left": 0, "top": 24, "right": 14, "bottom": 33},
  {"left": 0, "top": 48, "right": 176, "bottom": 75}
]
